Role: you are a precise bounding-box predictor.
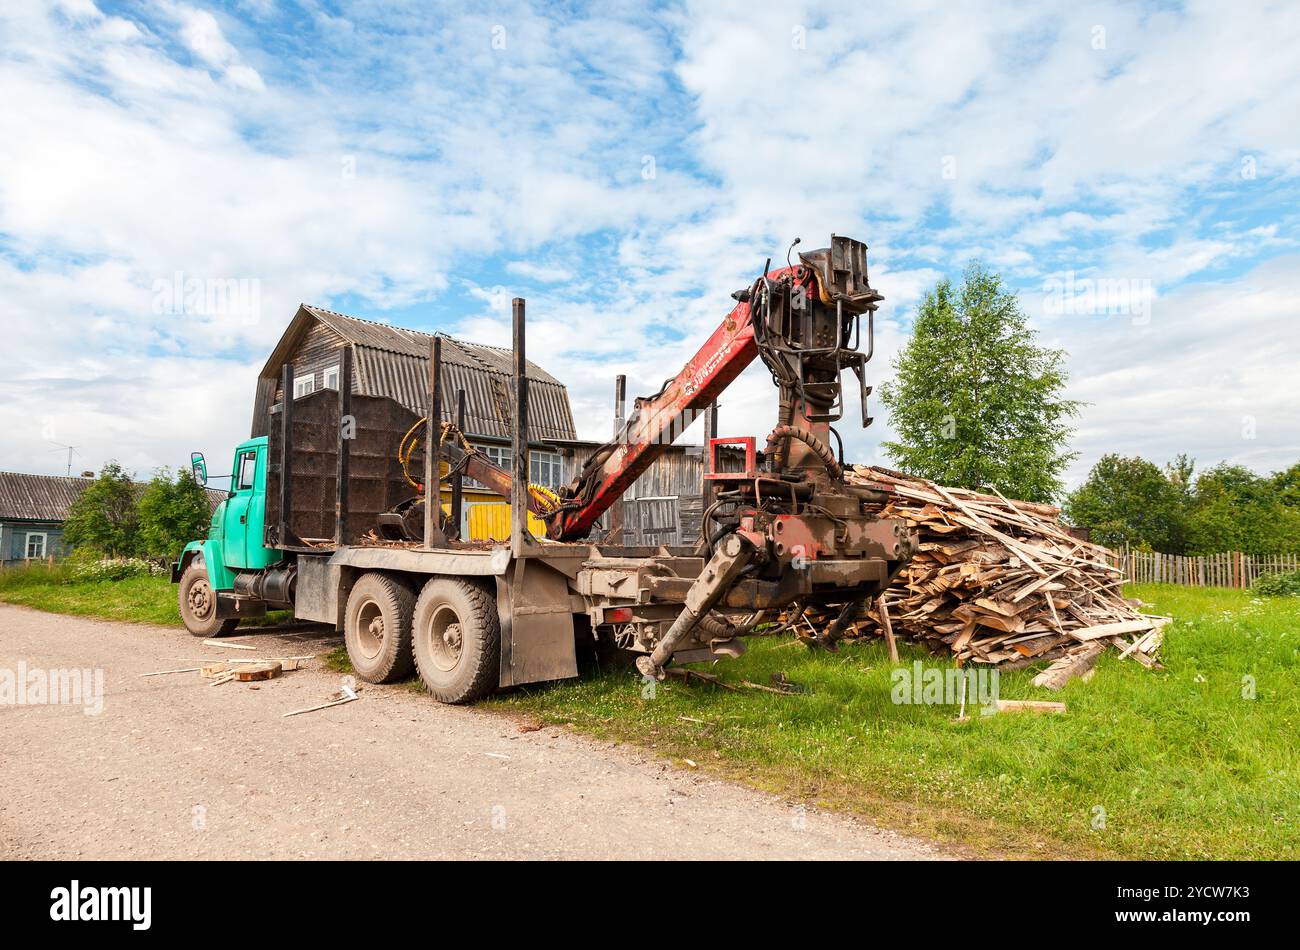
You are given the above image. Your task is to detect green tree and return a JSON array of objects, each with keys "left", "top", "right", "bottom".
[
  {"left": 1186, "top": 463, "right": 1300, "bottom": 555},
  {"left": 64, "top": 462, "right": 139, "bottom": 557},
  {"left": 879, "top": 263, "right": 1081, "bottom": 502},
  {"left": 1063, "top": 454, "right": 1189, "bottom": 552},
  {"left": 137, "top": 468, "right": 211, "bottom": 559},
  {"left": 1271, "top": 461, "right": 1300, "bottom": 509}
]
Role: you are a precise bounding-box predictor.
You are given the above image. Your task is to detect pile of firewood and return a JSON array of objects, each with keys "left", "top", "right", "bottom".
[{"left": 792, "top": 466, "right": 1169, "bottom": 689}]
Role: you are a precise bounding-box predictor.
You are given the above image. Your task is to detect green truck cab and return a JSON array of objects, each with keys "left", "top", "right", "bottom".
[{"left": 173, "top": 437, "right": 284, "bottom": 636}]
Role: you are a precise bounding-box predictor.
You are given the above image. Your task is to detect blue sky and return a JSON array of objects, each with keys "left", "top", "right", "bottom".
[{"left": 2, "top": 0, "right": 1298, "bottom": 495}]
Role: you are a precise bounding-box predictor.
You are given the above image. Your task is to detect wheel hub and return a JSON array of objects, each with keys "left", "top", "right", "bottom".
[
  {"left": 427, "top": 606, "right": 464, "bottom": 673},
  {"left": 188, "top": 582, "right": 212, "bottom": 618},
  {"left": 443, "top": 623, "right": 462, "bottom": 653}
]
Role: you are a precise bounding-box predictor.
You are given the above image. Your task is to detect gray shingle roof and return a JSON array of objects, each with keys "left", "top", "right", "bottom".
[
  {"left": 0, "top": 472, "right": 90, "bottom": 521},
  {"left": 0, "top": 472, "right": 226, "bottom": 522},
  {"left": 277, "top": 306, "right": 577, "bottom": 443}
]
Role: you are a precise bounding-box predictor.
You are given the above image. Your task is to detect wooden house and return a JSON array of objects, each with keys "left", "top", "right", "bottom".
[{"left": 254, "top": 305, "right": 734, "bottom": 543}]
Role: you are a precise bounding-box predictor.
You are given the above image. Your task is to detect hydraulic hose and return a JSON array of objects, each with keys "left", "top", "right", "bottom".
[{"left": 763, "top": 424, "right": 843, "bottom": 479}]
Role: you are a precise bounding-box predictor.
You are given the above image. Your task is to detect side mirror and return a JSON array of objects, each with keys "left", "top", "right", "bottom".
[{"left": 190, "top": 452, "right": 208, "bottom": 486}]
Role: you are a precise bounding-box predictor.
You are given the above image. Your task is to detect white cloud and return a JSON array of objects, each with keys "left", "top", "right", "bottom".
[
  {"left": 0, "top": 0, "right": 1297, "bottom": 497},
  {"left": 172, "top": 3, "right": 266, "bottom": 89}
]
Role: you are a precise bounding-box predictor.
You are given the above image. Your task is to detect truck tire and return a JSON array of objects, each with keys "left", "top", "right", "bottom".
[
  {"left": 412, "top": 578, "right": 499, "bottom": 704},
  {"left": 179, "top": 562, "right": 238, "bottom": 638},
  {"left": 344, "top": 573, "right": 416, "bottom": 684}
]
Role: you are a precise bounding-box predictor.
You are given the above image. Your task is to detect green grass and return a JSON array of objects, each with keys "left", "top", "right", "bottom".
[
  {"left": 0, "top": 563, "right": 290, "bottom": 628},
  {"left": 487, "top": 584, "right": 1300, "bottom": 860},
  {"left": 0, "top": 563, "right": 182, "bottom": 625}
]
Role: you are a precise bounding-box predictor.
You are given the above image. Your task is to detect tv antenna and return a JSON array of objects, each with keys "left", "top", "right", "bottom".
[{"left": 48, "top": 441, "right": 82, "bottom": 477}]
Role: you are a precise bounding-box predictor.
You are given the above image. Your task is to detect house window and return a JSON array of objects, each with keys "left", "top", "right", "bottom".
[
  {"left": 293, "top": 374, "right": 315, "bottom": 398},
  {"left": 323, "top": 365, "right": 340, "bottom": 390},
  {"left": 530, "top": 450, "right": 562, "bottom": 488},
  {"left": 464, "top": 443, "right": 511, "bottom": 490},
  {"left": 482, "top": 444, "right": 513, "bottom": 470},
  {"left": 26, "top": 533, "right": 47, "bottom": 560},
  {"left": 235, "top": 451, "right": 258, "bottom": 491}
]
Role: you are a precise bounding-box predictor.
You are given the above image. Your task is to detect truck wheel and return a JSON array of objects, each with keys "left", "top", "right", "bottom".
[
  {"left": 344, "top": 573, "right": 416, "bottom": 684},
  {"left": 412, "top": 578, "right": 499, "bottom": 704},
  {"left": 179, "top": 562, "right": 238, "bottom": 638}
]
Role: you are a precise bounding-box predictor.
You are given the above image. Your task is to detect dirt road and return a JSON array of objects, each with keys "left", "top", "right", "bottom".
[{"left": 0, "top": 603, "right": 946, "bottom": 860}]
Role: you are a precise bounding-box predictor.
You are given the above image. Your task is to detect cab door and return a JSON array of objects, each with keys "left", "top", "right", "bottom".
[{"left": 223, "top": 444, "right": 280, "bottom": 571}]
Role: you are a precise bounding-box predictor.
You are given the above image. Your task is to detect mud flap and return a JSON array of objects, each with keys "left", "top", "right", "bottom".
[{"left": 495, "top": 558, "right": 578, "bottom": 688}]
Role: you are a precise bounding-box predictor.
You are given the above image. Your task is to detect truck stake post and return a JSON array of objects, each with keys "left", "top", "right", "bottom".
[
  {"left": 334, "top": 346, "right": 353, "bottom": 545},
  {"left": 607, "top": 373, "right": 627, "bottom": 544},
  {"left": 279, "top": 364, "right": 294, "bottom": 546},
  {"left": 423, "top": 335, "right": 447, "bottom": 549},
  {"left": 511, "top": 297, "right": 530, "bottom": 557},
  {"left": 450, "top": 388, "right": 466, "bottom": 540}
]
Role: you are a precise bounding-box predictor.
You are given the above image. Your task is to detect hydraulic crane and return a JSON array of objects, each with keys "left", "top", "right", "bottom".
[
  {"left": 175, "top": 235, "right": 914, "bottom": 702},
  {"left": 437, "top": 235, "right": 916, "bottom": 677}
]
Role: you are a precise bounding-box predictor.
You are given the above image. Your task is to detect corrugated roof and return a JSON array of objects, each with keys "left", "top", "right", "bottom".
[
  {"left": 290, "top": 306, "right": 576, "bottom": 442},
  {"left": 0, "top": 473, "right": 90, "bottom": 521},
  {"left": 0, "top": 472, "right": 226, "bottom": 522},
  {"left": 303, "top": 306, "right": 565, "bottom": 386}
]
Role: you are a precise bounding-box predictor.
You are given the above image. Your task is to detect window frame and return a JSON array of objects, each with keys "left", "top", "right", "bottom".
[
  {"left": 322, "top": 364, "right": 340, "bottom": 390},
  {"left": 464, "top": 443, "right": 511, "bottom": 491},
  {"left": 529, "top": 449, "right": 562, "bottom": 489},
  {"left": 293, "top": 373, "right": 315, "bottom": 399},
  {"left": 25, "top": 532, "right": 47, "bottom": 560},
  {"left": 235, "top": 450, "right": 259, "bottom": 492}
]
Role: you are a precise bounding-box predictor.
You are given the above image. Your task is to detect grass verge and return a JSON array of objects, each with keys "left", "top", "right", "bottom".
[
  {"left": 0, "top": 563, "right": 290, "bottom": 628},
  {"left": 487, "top": 584, "right": 1299, "bottom": 860}
]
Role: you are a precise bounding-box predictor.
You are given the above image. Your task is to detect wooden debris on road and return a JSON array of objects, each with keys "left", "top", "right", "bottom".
[
  {"left": 283, "top": 687, "right": 359, "bottom": 718},
  {"left": 202, "top": 638, "right": 256, "bottom": 650},
  {"left": 791, "top": 466, "right": 1170, "bottom": 689},
  {"left": 233, "top": 662, "right": 282, "bottom": 682}
]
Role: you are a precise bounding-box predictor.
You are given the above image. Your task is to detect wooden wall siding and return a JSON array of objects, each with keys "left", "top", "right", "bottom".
[
  {"left": 0, "top": 521, "right": 68, "bottom": 565},
  {"left": 555, "top": 442, "right": 744, "bottom": 545},
  {"left": 1112, "top": 548, "right": 1300, "bottom": 588},
  {"left": 272, "top": 322, "right": 350, "bottom": 406},
  {"left": 621, "top": 497, "right": 685, "bottom": 546},
  {"left": 558, "top": 443, "right": 740, "bottom": 500}
]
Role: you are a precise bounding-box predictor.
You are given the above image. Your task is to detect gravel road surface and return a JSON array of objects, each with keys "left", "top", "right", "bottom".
[{"left": 0, "top": 603, "right": 947, "bottom": 860}]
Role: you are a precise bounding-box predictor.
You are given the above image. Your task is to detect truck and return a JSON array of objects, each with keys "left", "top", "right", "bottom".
[{"left": 173, "top": 236, "right": 916, "bottom": 703}]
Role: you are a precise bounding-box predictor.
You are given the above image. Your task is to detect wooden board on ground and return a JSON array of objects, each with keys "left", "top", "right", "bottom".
[{"left": 234, "top": 662, "right": 283, "bottom": 682}]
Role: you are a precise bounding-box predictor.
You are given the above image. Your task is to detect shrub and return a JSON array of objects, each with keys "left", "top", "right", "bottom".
[
  {"left": 68, "top": 556, "right": 166, "bottom": 583},
  {"left": 1249, "top": 570, "right": 1300, "bottom": 597}
]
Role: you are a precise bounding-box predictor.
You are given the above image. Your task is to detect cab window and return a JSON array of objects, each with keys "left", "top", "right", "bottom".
[{"left": 235, "top": 451, "right": 258, "bottom": 491}]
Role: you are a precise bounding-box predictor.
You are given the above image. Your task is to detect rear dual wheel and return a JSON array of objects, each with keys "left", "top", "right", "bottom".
[
  {"left": 344, "top": 573, "right": 416, "bottom": 684},
  {"left": 412, "top": 578, "right": 500, "bottom": 705}
]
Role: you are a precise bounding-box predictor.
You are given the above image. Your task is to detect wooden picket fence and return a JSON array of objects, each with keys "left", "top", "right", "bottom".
[{"left": 1110, "top": 549, "right": 1300, "bottom": 588}]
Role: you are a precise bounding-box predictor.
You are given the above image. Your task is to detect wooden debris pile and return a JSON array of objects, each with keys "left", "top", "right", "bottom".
[{"left": 794, "top": 466, "right": 1169, "bottom": 689}]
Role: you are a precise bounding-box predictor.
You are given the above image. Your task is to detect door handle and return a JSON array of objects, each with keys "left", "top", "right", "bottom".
[{"left": 239, "top": 515, "right": 247, "bottom": 524}]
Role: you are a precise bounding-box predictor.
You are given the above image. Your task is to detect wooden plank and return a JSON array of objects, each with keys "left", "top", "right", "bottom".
[
  {"left": 1069, "top": 619, "right": 1155, "bottom": 641},
  {"left": 878, "top": 594, "right": 899, "bottom": 664},
  {"left": 995, "top": 699, "right": 1067, "bottom": 715}
]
